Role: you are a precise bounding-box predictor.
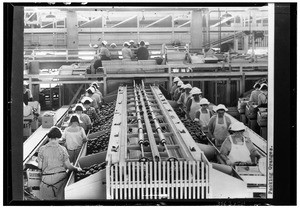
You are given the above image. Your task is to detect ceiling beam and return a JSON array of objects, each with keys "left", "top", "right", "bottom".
[
  {"left": 111, "top": 15, "right": 137, "bottom": 28},
  {"left": 177, "top": 20, "right": 191, "bottom": 28},
  {"left": 145, "top": 15, "right": 171, "bottom": 28}
]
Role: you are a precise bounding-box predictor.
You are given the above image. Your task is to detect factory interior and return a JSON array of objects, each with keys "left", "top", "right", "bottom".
[{"left": 19, "top": 5, "right": 275, "bottom": 202}]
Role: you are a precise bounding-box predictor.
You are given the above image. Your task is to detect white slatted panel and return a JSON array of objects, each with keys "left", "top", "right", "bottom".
[
  {"left": 132, "top": 162, "right": 136, "bottom": 199},
  {"left": 197, "top": 161, "right": 200, "bottom": 199},
  {"left": 162, "top": 161, "right": 166, "bottom": 196},
  {"left": 192, "top": 161, "right": 196, "bottom": 199},
  {"left": 175, "top": 161, "right": 179, "bottom": 199},
  {"left": 106, "top": 160, "right": 210, "bottom": 200},
  {"left": 128, "top": 162, "right": 131, "bottom": 199},
  {"left": 184, "top": 161, "right": 187, "bottom": 199},
  {"left": 141, "top": 162, "right": 144, "bottom": 199},
  {"left": 201, "top": 162, "right": 204, "bottom": 199},
  {"left": 137, "top": 162, "right": 140, "bottom": 199},
  {"left": 180, "top": 161, "right": 183, "bottom": 199}
]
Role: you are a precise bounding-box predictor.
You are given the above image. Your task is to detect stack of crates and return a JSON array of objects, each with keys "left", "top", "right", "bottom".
[
  {"left": 257, "top": 108, "right": 268, "bottom": 140},
  {"left": 245, "top": 102, "right": 259, "bottom": 134},
  {"left": 237, "top": 98, "right": 249, "bottom": 124}
]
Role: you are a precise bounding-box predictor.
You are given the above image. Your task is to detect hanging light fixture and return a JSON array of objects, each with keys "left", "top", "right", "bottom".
[
  {"left": 106, "top": 10, "right": 109, "bottom": 21},
  {"left": 141, "top": 10, "right": 145, "bottom": 21}
]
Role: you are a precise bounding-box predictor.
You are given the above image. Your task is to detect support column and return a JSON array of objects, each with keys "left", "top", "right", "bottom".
[
  {"left": 67, "top": 11, "right": 78, "bottom": 49},
  {"left": 244, "top": 35, "right": 249, "bottom": 53},
  {"left": 190, "top": 9, "right": 203, "bottom": 49}
]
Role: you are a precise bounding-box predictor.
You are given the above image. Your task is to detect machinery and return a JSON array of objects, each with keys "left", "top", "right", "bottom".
[{"left": 23, "top": 80, "right": 267, "bottom": 200}]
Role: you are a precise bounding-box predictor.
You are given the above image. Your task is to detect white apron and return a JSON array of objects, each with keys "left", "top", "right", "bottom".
[
  {"left": 227, "top": 136, "right": 251, "bottom": 164},
  {"left": 189, "top": 98, "right": 201, "bottom": 120},
  {"left": 199, "top": 108, "right": 211, "bottom": 132},
  {"left": 213, "top": 116, "right": 229, "bottom": 147}
]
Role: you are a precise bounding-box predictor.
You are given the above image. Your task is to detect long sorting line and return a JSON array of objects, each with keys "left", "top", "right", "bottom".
[
  {"left": 132, "top": 81, "right": 150, "bottom": 162},
  {"left": 141, "top": 82, "right": 178, "bottom": 162},
  {"left": 136, "top": 83, "right": 161, "bottom": 162}
]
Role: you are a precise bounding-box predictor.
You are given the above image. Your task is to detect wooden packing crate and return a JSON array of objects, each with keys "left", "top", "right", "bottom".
[
  {"left": 23, "top": 121, "right": 32, "bottom": 137},
  {"left": 260, "top": 127, "right": 267, "bottom": 140},
  {"left": 245, "top": 103, "right": 258, "bottom": 119},
  {"left": 64, "top": 151, "right": 107, "bottom": 200},
  {"left": 26, "top": 168, "right": 42, "bottom": 187},
  {"left": 167, "top": 51, "right": 186, "bottom": 61},
  {"left": 257, "top": 110, "right": 267, "bottom": 127},
  {"left": 238, "top": 98, "right": 249, "bottom": 114}
]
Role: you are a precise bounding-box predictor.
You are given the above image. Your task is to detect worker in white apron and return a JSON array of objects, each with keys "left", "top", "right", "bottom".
[
  {"left": 177, "top": 83, "right": 192, "bottom": 116},
  {"left": 220, "top": 122, "right": 261, "bottom": 166},
  {"left": 186, "top": 87, "right": 202, "bottom": 120},
  {"left": 170, "top": 77, "right": 181, "bottom": 100},
  {"left": 208, "top": 104, "right": 231, "bottom": 148},
  {"left": 194, "top": 98, "right": 212, "bottom": 133}
]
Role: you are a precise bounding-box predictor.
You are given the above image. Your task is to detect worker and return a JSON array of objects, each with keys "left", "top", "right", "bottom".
[
  {"left": 129, "top": 40, "right": 138, "bottom": 58},
  {"left": 72, "top": 103, "right": 92, "bottom": 134},
  {"left": 122, "top": 42, "right": 133, "bottom": 60},
  {"left": 91, "top": 82, "right": 104, "bottom": 106},
  {"left": 92, "top": 55, "right": 103, "bottom": 73},
  {"left": 177, "top": 83, "right": 192, "bottom": 108},
  {"left": 170, "top": 77, "right": 181, "bottom": 99},
  {"left": 81, "top": 97, "right": 101, "bottom": 123},
  {"left": 136, "top": 40, "right": 149, "bottom": 60},
  {"left": 186, "top": 87, "right": 202, "bottom": 120},
  {"left": 98, "top": 40, "right": 111, "bottom": 60},
  {"left": 23, "top": 81, "right": 33, "bottom": 105},
  {"left": 85, "top": 87, "right": 100, "bottom": 110},
  {"left": 208, "top": 104, "right": 231, "bottom": 148},
  {"left": 110, "top": 43, "right": 117, "bottom": 49},
  {"left": 109, "top": 43, "right": 119, "bottom": 60},
  {"left": 194, "top": 98, "right": 213, "bottom": 133},
  {"left": 129, "top": 40, "right": 137, "bottom": 49},
  {"left": 257, "top": 83, "right": 268, "bottom": 108},
  {"left": 62, "top": 114, "right": 88, "bottom": 164},
  {"left": 145, "top": 41, "right": 150, "bottom": 49},
  {"left": 220, "top": 121, "right": 261, "bottom": 166},
  {"left": 37, "top": 126, "right": 82, "bottom": 200},
  {"left": 173, "top": 81, "right": 184, "bottom": 101},
  {"left": 249, "top": 83, "right": 261, "bottom": 104}
]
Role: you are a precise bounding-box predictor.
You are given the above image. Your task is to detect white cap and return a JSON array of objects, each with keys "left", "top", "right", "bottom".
[
  {"left": 68, "top": 114, "right": 83, "bottom": 124},
  {"left": 145, "top": 41, "right": 150, "bottom": 46},
  {"left": 72, "top": 103, "right": 86, "bottom": 111},
  {"left": 200, "top": 98, "right": 209, "bottom": 105},
  {"left": 177, "top": 81, "right": 184, "bottom": 87},
  {"left": 215, "top": 104, "right": 228, "bottom": 112},
  {"left": 86, "top": 86, "right": 95, "bottom": 94},
  {"left": 23, "top": 81, "right": 29, "bottom": 86},
  {"left": 173, "top": 77, "right": 180, "bottom": 83},
  {"left": 259, "top": 83, "right": 268, "bottom": 90},
  {"left": 129, "top": 40, "right": 135, "bottom": 43},
  {"left": 190, "top": 87, "right": 202, "bottom": 95},
  {"left": 102, "top": 40, "right": 108, "bottom": 46},
  {"left": 184, "top": 84, "right": 192, "bottom": 89},
  {"left": 229, "top": 121, "right": 246, "bottom": 132},
  {"left": 91, "top": 82, "right": 99, "bottom": 89},
  {"left": 110, "top": 43, "right": 117, "bottom": 47},
  {"left": 123, "top": 42, "right": 130, "bottom": 46},
  {"left": 81, "top": 97, "right": 93, "bottom": 104}
]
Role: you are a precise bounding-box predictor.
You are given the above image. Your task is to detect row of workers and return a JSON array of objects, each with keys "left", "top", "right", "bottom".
[
  {"left": 34, "top": 81, "right": 106, "bottom": 200},
  {"left": 169, "top": 77, "right": 261, "bottom": 167}
]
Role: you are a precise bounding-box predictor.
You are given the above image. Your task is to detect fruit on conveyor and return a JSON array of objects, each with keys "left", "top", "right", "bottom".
[
  {"left": 90, "top": 101, "right": 116, "bottom": 133},
  {"left": 87, "top": 130, "right": 110, "bottom": 155},
  {"left": 75, "top": 162, "right": 106, "bottom": 182}
]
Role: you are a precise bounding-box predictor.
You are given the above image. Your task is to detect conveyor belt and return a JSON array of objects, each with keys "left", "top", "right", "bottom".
[{"left": 23, "top": 106, "right": 70, "bottom": 164}]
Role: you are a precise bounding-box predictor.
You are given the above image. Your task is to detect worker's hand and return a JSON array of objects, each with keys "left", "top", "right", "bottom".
[
  {"left": 226, "top": 159, "right": 233, "bottom": 166},
  {"left": 76, "top": 167, "right": 82, "bottom": 172}
]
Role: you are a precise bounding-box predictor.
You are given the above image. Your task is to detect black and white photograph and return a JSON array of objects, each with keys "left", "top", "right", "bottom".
[{"left": 3, "top": 1, "right": 297, "bottom": 206}]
